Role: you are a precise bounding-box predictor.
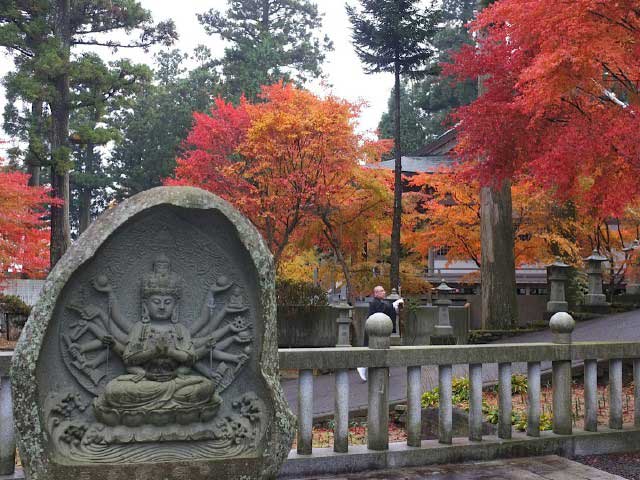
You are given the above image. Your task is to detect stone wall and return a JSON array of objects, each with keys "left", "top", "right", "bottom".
[
  {"left": 455, "top": 294, "right": 547, "bottom": 329},
  {"left": 278, "top": 303, "right": 471, "bottom": 348},
  {"left": 277, "top": 306, "right": 338, "bottom": 348}
]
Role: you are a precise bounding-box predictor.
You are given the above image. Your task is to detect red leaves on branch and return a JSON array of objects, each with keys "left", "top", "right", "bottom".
[
  {"left": 0, "top": 170, "right": 53, "bottom": 281},
  {"left": 444, "top": 0, "right": 640, "bottom": 216}
]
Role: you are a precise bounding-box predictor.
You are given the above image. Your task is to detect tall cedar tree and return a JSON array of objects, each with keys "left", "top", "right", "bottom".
[
  {"left": 109, "top": 48, "right": 221, "bottom": 200},
  {"left": 69, "top": 55, "right": 151, "bottom": 234},
  {"left": 347, "top": 0, "right": 440, "bottom": 291},
  {"left": 378, "top": 0, "right": 478, "bottom": 149},
  {"left": 0, "top": 1, "right": 176, "bottom": 266},
  {"left": 198, "top": 0, "right": 333, "bottom": 100}
]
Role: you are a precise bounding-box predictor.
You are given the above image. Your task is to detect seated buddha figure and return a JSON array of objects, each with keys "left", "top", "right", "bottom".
[{"left": 93, "top": 255, "right": 221, "bottom": 427}]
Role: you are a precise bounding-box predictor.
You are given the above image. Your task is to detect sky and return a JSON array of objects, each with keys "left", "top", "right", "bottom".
[{"left": 0, "top": 0, "right": 395, "bottom": 157}]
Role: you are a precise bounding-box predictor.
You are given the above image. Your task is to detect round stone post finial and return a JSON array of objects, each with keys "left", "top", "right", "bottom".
[
  {"left": 549, "top": 311, "right": 575, "bottom": 344},
  {"left": 365, "top": 312, "right": 393, "bottom": 349}
]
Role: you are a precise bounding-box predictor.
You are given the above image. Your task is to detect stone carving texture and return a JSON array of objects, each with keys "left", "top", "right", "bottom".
[{"left": 11, "top": 187, "right": 294, "bottom": 480}]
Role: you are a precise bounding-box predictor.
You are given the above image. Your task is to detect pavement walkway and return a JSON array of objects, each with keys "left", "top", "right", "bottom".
[
  {"left": 284, "top": 455, "right": 624, "bottom": 479},
  {"left": 281, "top": 308, "right": 640, "bottom": 417}
]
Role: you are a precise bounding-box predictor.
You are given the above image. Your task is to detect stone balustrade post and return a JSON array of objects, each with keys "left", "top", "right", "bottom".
[
  {"left": 584, "top": 250, "right": 607, "bottom": 307},
  {"left": 546, "top": 260, "right": 569, "bottom": 315},
  {"left": 0, "top": 375, "right": 15, "bottom": 475},
  {"left": 334, "top": 302, "right": 353, "bottom": 347},
  {"left": 365, "top": 312, "right": 393, "bottom": 451},
  {"left": 550, "top": 311, "right": 575, "bottom": 435}
]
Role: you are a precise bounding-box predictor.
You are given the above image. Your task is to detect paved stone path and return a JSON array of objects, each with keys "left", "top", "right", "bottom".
[
  {"left": 284, "top": 455, "right": 624, "bottom": 479},
  {"left": 281, "top": 309, "right": 640, "bottom": 417}
]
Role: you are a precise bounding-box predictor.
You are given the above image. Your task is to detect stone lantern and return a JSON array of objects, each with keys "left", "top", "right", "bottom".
[
  {"left": 431, "top": 279, "right": 456, "bottom": 345},
  {"left": 584, "top": 250, "right": 607, "bottom": 306},
  {"left": 385, "top": 288, "right": 401, "bottom": 339},
  {"left": 334, "top": 301, "right": 353, "bottom": 347},
  {"left": 546, "top": 259, "right": 569, "bottom": 314}
]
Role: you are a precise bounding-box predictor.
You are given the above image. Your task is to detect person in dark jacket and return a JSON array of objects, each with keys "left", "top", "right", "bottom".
[
  {"left": 358, "top": 286, "right": 403, "bottom": 381},
  {"left": 368, "top": 286, "right": 398, "bottom": 328}
]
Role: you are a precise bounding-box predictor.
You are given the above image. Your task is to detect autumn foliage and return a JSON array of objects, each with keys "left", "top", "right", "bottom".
[
  {"left": 0, "top": 170, "right": 52, "bottom": 281},
  {"left": 168, "top": 83, "right": 392, "bottom": 296},
  {"left": 445, "top": 1, "right": 640, "bottom": 217},
  {"left": 405, "top": 166, "right": 582, "bottom": 272}
]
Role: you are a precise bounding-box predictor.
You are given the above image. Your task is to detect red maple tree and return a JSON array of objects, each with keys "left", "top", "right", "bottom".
[
  {"left": 0, "top": 169, "right": 52, "bottom": 281},
  {"left": 444, "top": 1, "right": 640, "bottom": 217}
]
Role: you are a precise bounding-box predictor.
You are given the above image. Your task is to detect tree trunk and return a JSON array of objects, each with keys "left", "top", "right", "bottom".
[
  {"left": 389, "top": 58, "right": 402, "bottom": 291},
  {"left": 480, "top": 181, "right": 518, "bottom": 329},
  {"left": 78, "top": 112, "right": 99, "bottom": 234},
  {"left": 78, "top": 187, "right": 91, "bottom": 234},
  {"left": 321, "top": 218, "right": 354, "bottom": 303},
  {"left": 50, "top": 0, "right": 72, "bottom": 267},
  {"left": 26, "top": 101, "right": 44, "bottom": 187}
]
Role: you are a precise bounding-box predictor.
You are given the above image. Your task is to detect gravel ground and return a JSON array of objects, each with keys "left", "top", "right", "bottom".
[{"left": 574, "top": 452, "right": 640, "bottom": 479}]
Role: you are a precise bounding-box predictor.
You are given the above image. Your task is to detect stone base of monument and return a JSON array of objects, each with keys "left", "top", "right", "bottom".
[
  {"left": 430, "top": 327, "right": 457, "bottom": 345},
  {"left": 579, "top": 304, "right": 611, "bottom": 315},
  {"left": 546, "top": 301, "right": 569, "bottom": 314},
  {"left": 94, "top": 397, "right": 222, "bottom": 430},
  {"left": 47, "top": 458, "right": 265, "bottom": 480},
  {"left": 583, "top": 294, "right": 610, "bottom": 314},
  {"left": 87, "top": 420, "right": 224, "bottom": 444},
  {"left": 430, "top": 335, "right": 457, "bottom": 345}
]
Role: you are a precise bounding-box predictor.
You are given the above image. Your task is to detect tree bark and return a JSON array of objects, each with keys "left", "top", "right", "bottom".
[
  {"left": 390, "top": 57, "right": 402, "bottom": 291},
  {"left": 78, "top": 185, "right": 91, "bottom": 234},
  {"left": 50, "top": 0, "right": 72, "bottom": 267},
  {"left": 480, "top": 181, "right": 518, "bottom": 329},
  {"left": 26, "top": 101, "right": 44, "bottom": 187}
]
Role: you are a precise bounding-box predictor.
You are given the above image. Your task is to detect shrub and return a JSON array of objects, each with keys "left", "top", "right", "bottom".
[
  {"left": 0, "top": 294, "right": 31, "bottom": 316},
  {"left": 421, "top": 377, "right": 470, "bottom": 409},
  {"left": 421, "top": 387, "right": 439, "bottom": 408},
  {"left": 511, "top": 374, "right": 528, "bottom": 395}
]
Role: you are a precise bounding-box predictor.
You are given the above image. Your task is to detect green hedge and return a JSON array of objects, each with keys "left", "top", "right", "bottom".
[{"left": 0, "top": 294, "right": 31, "bottom": 316}]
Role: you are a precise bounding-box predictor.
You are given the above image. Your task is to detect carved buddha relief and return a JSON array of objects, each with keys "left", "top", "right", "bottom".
[{"left": 42, "top": 207, "right": 268, "bottom": 462}]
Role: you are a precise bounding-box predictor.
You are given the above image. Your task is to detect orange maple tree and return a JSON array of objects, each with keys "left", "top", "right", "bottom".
[
  {"left": 405, "top": 166, "right": 582, "bottom": 270},
  {"left": 443, "top": 1, "right": 640, "bottom": 217},
  {"left": 0, "top": 169, "right": 52, "bottom": 282},
  {"left": 168, "top": 83, "right": 392, "bottom": 277}
]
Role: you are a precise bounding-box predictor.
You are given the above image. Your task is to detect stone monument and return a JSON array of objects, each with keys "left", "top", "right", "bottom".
[
  {"left": 430, "top": 280, "right": 456, "bottom": 346},
  {"left": 11, "top": 187, "right": 294, "bottom": 479}
]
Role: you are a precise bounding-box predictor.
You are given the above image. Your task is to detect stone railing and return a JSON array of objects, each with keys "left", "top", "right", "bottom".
[
  {"left": 1, "top": 312, "right": 640, "bottom": 478},
  {"left": 278, "top": 312, "right": 640, "bottom": 478}
]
